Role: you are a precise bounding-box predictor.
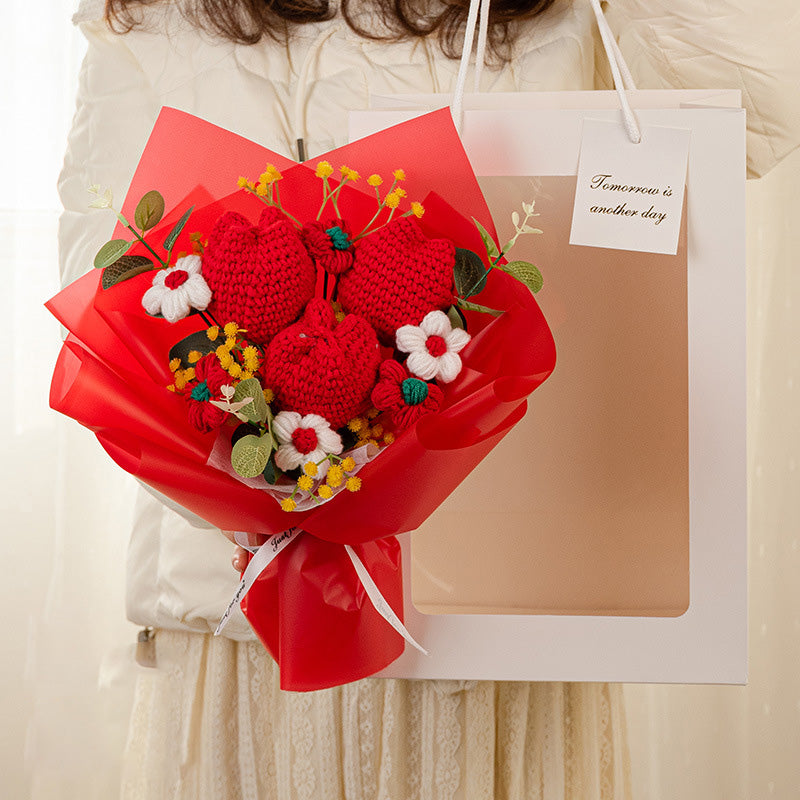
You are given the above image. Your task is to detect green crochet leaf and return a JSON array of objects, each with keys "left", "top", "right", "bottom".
[
  {"left": 453, "top": 248, "right": 488, "bottom": 298},
  {"left": 134, "top": 190, "right": 165, "bottom": 232},
  {"left": 499, "top": 260, "right": 544, "bottom": 294},
  {"left": 472, "top": 217, "right": 499, "bottom": 260},
  {"left": 456, "top": 297, "right": 503, "bottom": 317},
  {"left": 101, "top": 255, "right": 153, "bottom": 289},
  {"left": 163, "top": 205, "right": 195, "bottom": 252},
  {"left": 231, "top": 434, "right": 271, "bottom": 479},
  {"left": 233, "top": 378, "right": 268, "bottom": 425},
  {"left": 94, "top": 239, "right": 132, "bottom": 269}
]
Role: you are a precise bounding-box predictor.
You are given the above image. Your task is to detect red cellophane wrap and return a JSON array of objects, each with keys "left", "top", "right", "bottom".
[{"left": 47, "top": 108, "right": 556, "bottom": 690}]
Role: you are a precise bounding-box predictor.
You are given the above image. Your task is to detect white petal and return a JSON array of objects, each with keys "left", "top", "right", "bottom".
[
  {"left": 176, "top": 254, "right": 202, "bottom": 275},
  {"left": 395, "top": 324, "right": 427, "bottom": 354},
  {"left": 406, "top": 351, "right": 439, "bottom": 381},
  {"left": 273, "top": 411, "right": 302, "bottom": 444},
  {"left": 444, "top": 327, "right": 471, "bottom": 354},
  {"left": 184, "top": 274, "right": 212, "bottom": 310},
  {"left": 275, "top": 443, "right": 303, "bottom": 471},
  {"left": 304, "top": 451, "right": 330, "bottom": 478},
  {"left": 435, "top": 352, "right": 462, "bottom": 383},
  {"left": 304, "top": 414, "right": 343, "bottom": 454},
  {"left": 419, "top": 310, "right": 450, "bottom": 338},
  {"left": 141, "top": 285, "right": 166, "bottom": 316},
  {"left": 160, "top": 288, "right": 191, "bottom": 323}
]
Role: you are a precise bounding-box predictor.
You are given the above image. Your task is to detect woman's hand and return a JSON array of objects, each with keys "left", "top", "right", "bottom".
[{"left": 220, "top": 530, "right": 268, "bottom": 572}]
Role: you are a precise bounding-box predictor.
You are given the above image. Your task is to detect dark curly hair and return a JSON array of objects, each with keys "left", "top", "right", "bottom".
[{"left": 105, "top": 0, "right": 558, "bottom": 63}]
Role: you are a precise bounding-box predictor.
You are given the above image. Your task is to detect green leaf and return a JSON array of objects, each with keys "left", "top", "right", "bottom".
[
  {"left": 456, "top": 297, "right": 503, "bottom": 317},
  {"left": 94, "top": 239, "right": 132, "bottom": 269},
  {"left": 231, "top": 434, "right": 272, "bottom": 478},
  {"left": 500, "top": 260, "right": 544, "bottom": 293},
  {"left": 453, "top": 248, "right": 488, "bottom": 298},
  {"left": 163, "top": 205, "right": 195, "bottom": 252},
  {"left": 232, "top": 378, "right": 268, "bottom": 425},
  {"left": 101, "top": 255, "right": 154, "bottom": 289},
  {"left": 134, "top": 190, "right": 165, "bottom": 232},
  {"left": 262, "top": 459, "right": 279, "bottom": 485},
  {"left": 168, "top": 330, "right": 217, "bottom": 368},
  {"left": 446, "top": 304, "right": 466, "bottom": 331},
  {"left": 472, "top": 217, "right": 499, "bottom": 260}
]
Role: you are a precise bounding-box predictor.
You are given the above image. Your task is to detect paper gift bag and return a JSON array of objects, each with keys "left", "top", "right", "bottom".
[{"left": 348, "top": 21, "right": 746, "bottom": 683}]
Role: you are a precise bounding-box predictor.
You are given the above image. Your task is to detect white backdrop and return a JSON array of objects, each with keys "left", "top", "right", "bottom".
[{"left": 3, "top": 2, "right": 799, "bottom": 798}]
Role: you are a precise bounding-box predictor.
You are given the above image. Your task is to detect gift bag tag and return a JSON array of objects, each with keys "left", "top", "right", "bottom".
[{"left": 569, "top": 119, "right": 690, "bottom": 254}]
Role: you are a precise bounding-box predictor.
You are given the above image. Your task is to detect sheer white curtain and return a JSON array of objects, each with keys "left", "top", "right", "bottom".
[
  {"left": 624, "top": 147, "right": 800, "bottom": 800},
  {"left": 3, "top": 3, "right": 138, "bottom": 798}
]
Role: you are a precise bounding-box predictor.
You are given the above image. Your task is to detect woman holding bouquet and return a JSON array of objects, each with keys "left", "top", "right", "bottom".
[{"left": 58, "top": 0, "right": 796, "bottom": 798}]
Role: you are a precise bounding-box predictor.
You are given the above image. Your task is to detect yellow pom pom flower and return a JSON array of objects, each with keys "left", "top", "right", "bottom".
[
  {"left": 184, "top": 367, "right": 196, "bottom": 381},
  {"left": 280, "top": 497, "right": 297, "bottom": 512},
  {"left": 316, "top": 161, "right": 334, "bottom": 179},
  {"left": 255, "top": 182, "right": 270, "bottom": 197},
  {"left": 174, "top": 370, "right": 189, "bottom": 391},
  {"left": 318, "top": 485, "right": 333, "bottom": 500},
  {"left": 340, "top": 165, "right": 360, "bottom": 182},
  {"left": 237, "top": 176, "right": 249, "bottom": 189},
  {"left": 169, "top": 357, "right": 182, "bottom": 372},
  {"left": 385, "top": 191, "right": 401, "bottom": 209},
  {"left": 383, "top": 432, "right": 395, "bottom": 445},
  {"left": 263, "top": 387, "right": 275, "bottom": 404},
  {"left": 411, "top": 202, "right": 425, "bottom": 218},
  {"left": 326, "top": 464, "right": 344, "bottom": 488},
  {"left": 347, "top": 417, "right": 366, "bottom": 433},
  {"left": 346, "top": 476, "right": 362, "bottom": 492},
  {"left": 367, "top": 174, "right": 383, "bottom": 187},
  {"left": 243, "top": 346, "right": 260, "bottom": 371},
  {"left": 223, "top": 322, "right": 239, "bottom": 338},
  {"left": 393, "top": 168, "right": 406, "bottom": 181},
  {"left": 187, "top": 350, "right": 202, "bottom": 364},
  {"left": 259, "top": 165, "right": 282, "bottom": 184},
  {"left": 303, "top": 461, "right": 319, "bottom": 477},
  {"left": 207, "top": 325, "right": 219, "bottom": 341},
  {"left": 341, "top": 456, "right": 356, "bottom": 472},
  {"left": 228, "top": 362, "right": 242, "bottom": 378},
  {"left": 167, "top": 384, "right": 176, "bottom": 393},
  {"left": 297, "top": 474, "right": 314, "bottom": 492}
]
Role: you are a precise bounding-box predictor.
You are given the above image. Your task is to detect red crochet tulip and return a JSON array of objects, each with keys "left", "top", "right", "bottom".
[
  {"left": 184, "top": 353, "right": 230, "bottom": 433},
  {"left": 336, "top": 217, "right": 456, "bottom": 345},
  {"left": 301, "top": 218, "right": 354, "bottom": 275},
  {"left": 202, "top": 206, "right": 316, "bottom": 345},
  {"left": 371, "top": 358, "right": 443, "bottom": 430},
  {"left": 264, "top": 299, "right": 381, "bottom": 429}
]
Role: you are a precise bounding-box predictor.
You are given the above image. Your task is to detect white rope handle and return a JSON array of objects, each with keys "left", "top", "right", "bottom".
[
  {"left": 588, "top": 0, "right": 641, "bottom": 143},
  {"left": 451, "top": 0, "right": 484, "bottom": 133}
]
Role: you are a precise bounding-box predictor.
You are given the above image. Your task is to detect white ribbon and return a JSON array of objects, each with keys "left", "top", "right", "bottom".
[
  {"left": 344, "top": 544, "right": 428, "bottom": 655},
  {"left": 217, "top": 529, "right": 428, "bottom": 656},
  {"left": 215, "top": 527, "right": 303, "bottom": 635}
]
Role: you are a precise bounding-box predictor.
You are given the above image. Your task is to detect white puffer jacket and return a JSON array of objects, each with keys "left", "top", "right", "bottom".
[{"left": 61, "top": 0, "right": 799, "bottom": 640}]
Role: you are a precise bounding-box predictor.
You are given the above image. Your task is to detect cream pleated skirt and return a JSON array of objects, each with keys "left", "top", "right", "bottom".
[{"left": 120, "top": 631, "right": 631, "bottom": 800}]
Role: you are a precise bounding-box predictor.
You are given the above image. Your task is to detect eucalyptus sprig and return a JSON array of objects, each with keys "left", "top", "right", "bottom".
[
  {"left": 451, "top": 199, "right": 544, "bottom": 320},
  {"left": 89, "top": 185, "right": 195, "bottom": 287}
]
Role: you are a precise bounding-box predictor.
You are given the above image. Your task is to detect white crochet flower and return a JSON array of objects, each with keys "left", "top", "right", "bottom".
[
  {"left": 141, "top": 255, "right": 211, "bottom": 322},
  {"left": 395, "top": 310, "right": 471, "bottom": 383},
  {"left": 273, "top": 411, "right": 343, "bottom": 476}
]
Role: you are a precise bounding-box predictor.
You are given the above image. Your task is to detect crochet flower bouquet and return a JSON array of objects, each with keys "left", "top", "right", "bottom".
[{"left": 48, "top": 108, "right": 555, "bottom": 690}]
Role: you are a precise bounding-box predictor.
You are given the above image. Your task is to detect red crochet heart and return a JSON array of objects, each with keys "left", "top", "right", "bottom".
[
  {"left": 202, "top": 206, "right": 316, "bottom": 345},
  {"left": 336, "top": 217, "right": 455, "bottom": 345},
  {"left": 264, "top": 299, "right": 381, "bottom": 429}
]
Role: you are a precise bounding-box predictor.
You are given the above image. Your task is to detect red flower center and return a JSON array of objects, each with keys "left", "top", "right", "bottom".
[
  {"left": 425, "top": 335, "right": 447, "bottom": 357},
  {"left": 292, "top": 427, "right": 318, "bottom": 455},
  {"left": 164, "top": 269, "right": 190, "bottom": 290}
]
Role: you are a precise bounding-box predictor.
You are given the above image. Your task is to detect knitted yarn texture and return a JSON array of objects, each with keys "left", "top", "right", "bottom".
[
  {"left": 264, "top": 299, "right": 381, "bottom": 429},
  {"left": 301, "top": 218, "right": 354, "bottom": 275},
  {"left": 202, "top": 206, "right": 316, "bottom": 345},
  {"left": 337, "top": 217, "right": 456, "bottom": 345}
]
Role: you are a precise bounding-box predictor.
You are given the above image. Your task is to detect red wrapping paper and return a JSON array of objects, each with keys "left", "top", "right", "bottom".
[{"left": 48, "top": 108, "right": 556, "bottom": 690}]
